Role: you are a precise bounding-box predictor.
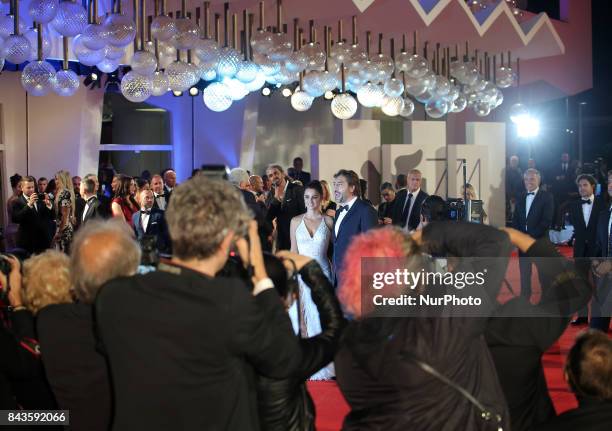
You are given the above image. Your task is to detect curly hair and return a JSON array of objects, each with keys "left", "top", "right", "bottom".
[
  {"left": 166, "top": 177, "right": 252, "bottom": 260},
  {"left": 22, "top": 250, "right": 73, "bottom": 314}
]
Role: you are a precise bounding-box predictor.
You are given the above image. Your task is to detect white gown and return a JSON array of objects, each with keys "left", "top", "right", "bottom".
[{"left": 288, "top": 216, "right": 335, "bottom": 380}]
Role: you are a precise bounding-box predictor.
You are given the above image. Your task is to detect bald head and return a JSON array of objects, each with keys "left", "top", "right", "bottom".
[{"left": 70, "top": 219, "right": 141, "bottom": 303}]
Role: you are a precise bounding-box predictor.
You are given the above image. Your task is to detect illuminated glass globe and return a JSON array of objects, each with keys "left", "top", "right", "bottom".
[
  {"left": 357, "top": 82, "right": 384, "bottom": 108},
  {"left": 150, "top": 70, "right": 169, "bottom": 96},
  {"left": 250, "top": 29, "right": 274, "bottom": 54},
  {"left": 51, "top": 1, "right": 87, "bottom": 37},
  {"left": 461, "top": 64, "right": 480, "bottom": 86},
  {"left": 358, "top": 60, "right": 378, "bottom": 82},
  {"left": 235, "top": 60, "right": 259, "bottom": 83},
  {"left": 319, "top": 70, "right": 338, "bottom": 92},
  {"left": 244, "top": 72, "right": 266, "bottom": 92},
  {"left": 348, "top": 46, "right": 367, "bottom": 70},
  {"left": 28, "top": 0, "right": 59, "bottom": 25},
  {"left": 446, "top": 86, "right": 460, "bottom": 103},
  {"left": 223, "top": 78, "right": 248, "bottom": 101},
  {"left": 103, "top": 44, "right": 125, "bottom": 61},
  {"left": 474, "top": 101, "right": 491, "bottom": 117},
  {"left": 495, "top": 66, "right": 514, "bottom": 88},
  {"left": 399, "top": 96, "right": 415, "bottom": 118},
  {"left": 425, "top": 98, "right": 450, "bottom": 118},
  {"left": 291, "top": 89, "right": 314, "bottom": 112},
  {"left": 186, "top": 63, "right": 201, "bottom": 87},
  {"left": 395, "top": 50, "right": 412, "bottom": 72},
  {"left": 273, "top": 66, "right": 298, "bottom": 85},
  {"left": 381, "top": 95, "right": 404, "bottom": 117},
  {"left": 404, "top": 70, "right": 435, "bottom": 96},
  {"left": 203, "top": 82, "right": 232, "bottom": 112},
  {"left": 151, "top": 14, "right": 177, "bottom": 41},
  {"left": 257, "top": 56, "right": 281, "bottom": 76},
  {"left": 198, "top": 61, "right": 217, "bottom": 81},
  {"left": 96, "top": 57, "right": 120, "bottom": 73},
  {"left": 331, "top": 93, "right": 358, "bottom": 120},
  {"left": 81, "top": 22, "right": 108, "bottom": 50},
  {"left": 492, "top": 88, "right": 504, "bottom": 108},
  {"left": 302, "top": 71, "right": 325, "bottom": 98},
  {"left": 21, "top": 60, "right": 56, "bottom": 96},
  {"left": 285, "top": 50, "right": 308, "bottom": 73},
  {"left": 451, "top": 95, "right": 467, "bottom": 113},
  {"left": 103, "top": 13, "right": 136, "bottom": 48},
  {"left": 268, "top": 32, "right": 292, "bottom": 61},
  {"left": 384, "top": 77, "right": 404, "bottom": 98},
  {"left": 1, "top": 14, "right": 26, "bottom": 39},
  {"left": 346, "top": 69, "right": 364, "bottom": 93},
  {"left": 301, "top": 43, "right": 326, "bottom": 71},
  {"left": 405, "top": 54, "right": 429, "bottom": 78},
  {"left": 372, "top": 53, "right": 395, "bottom": 83},
  {"left": 450, "top": 60, "right": 467, "bottom": 81},
  {"left": 3, "top": 35, "right": 31, "bottom": 64},
  {"left": 509, "top": 103, "right": 528, "bottom": 123},
  {"left": 171, "top": 17, "right": 199, "bottom": 50},
  {"left": 434, "top": 76, "right": 451, "bottom": 96},
  {"left": 121, "top": 71, "right": 152, "bottom": 102},
  {"left": 416, "top": 87, "right": 436, "bottom": 104},
  {"left": 53, "top": 69, "right": 79, "bottom": 96},
  {"left": 194, "top": 38, "right": 219, "bottom": 63},
  {"left": 330, "top": 41, "right": 350, "bottom": 63},
  {"left": 216, "top": 46, "right": 240, "bottom": 78},
  {"left": 73, "top": 35, "right": 105, "bottom": 66},
  {"left": 166, "top": 60, "right": 197, "bottom": 91},
  {"left": 24, "top": 27, "right": 52, "bottom": 61},
  {"left": 131, "top": 50, "right": 157, "bottom": 76}
]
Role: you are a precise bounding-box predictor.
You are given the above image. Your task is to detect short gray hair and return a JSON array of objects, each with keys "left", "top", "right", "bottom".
[
  {"left": 523, "top": 168, "right": 541, "bottom": 178},
  {"left": 70, "top": 219, "right": 141, "bottom": 303},
  {"left": 228, "top": 168, "right": 250, "bottom": 187},
  {"left": 166, "top": 176, "right": 251, "bottom": 260}
]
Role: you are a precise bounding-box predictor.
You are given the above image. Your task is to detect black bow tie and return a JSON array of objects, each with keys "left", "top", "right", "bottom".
[
  {"left": 337, "top": 205, "right": 348, "bottom": 214},
  {"left": 527, "top": 192, "right": 535, "bottom": 196},
  {"left": 581, "top": 199, "right": 591, "bottom": 205},
  {"left": 156, "top": 193, "right": 165, "bottom": 198},
  {"left": 141, "top": 210, "right": 151, "bottom": 215},
  {"left": 87, "top": 196, "right": 97, "bottom": 203}
]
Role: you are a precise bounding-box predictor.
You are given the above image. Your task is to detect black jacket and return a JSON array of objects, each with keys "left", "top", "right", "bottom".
[
  {"left": 568, "top": 197, "right": 605, "bottom": 258},
  {"left": 95, "top": 264, "right": 301, "bottom": 431},
  {"left": 534, "top": 397, "right": 612, "bottom": 431},
  {"left": 240, "top": 189, "right": 273, "bottom": 252},
  {"left": 595, "top": 208, "right": 612, "bottom": 257},
  {"left": 266, "top": 181, "right": 306, "bottom": 251},
  {"left": 76, "top": 196, "right": 107, "bottom": 229},
  {"left": 257, "top": 261, "right": 345, "bottom": 431},
  {"left": 132, "top": 208, "right": 171, "bottom": 254},
  {"left": 391, "top": 189, "right": 428, "bottom": 230},
  {"left": 11, "top": 195, "right": 54, "bottom": 254},
  {"left": 512, "top": 189, "right": 554, "bottom": 239}
]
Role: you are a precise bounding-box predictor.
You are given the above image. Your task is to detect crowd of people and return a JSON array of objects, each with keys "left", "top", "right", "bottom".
[{"left": 0, "top": 156, "right": 611, "bottom": 431}]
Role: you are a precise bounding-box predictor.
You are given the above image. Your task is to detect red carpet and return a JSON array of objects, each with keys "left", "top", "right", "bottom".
[{"left": 308, "top": 246, "right": 610, "bottom": 431}]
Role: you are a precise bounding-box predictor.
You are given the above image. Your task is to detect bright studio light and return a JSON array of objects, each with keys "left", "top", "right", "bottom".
[
  {"left": 324, "top": 91, "right": 334, "bottom": 100},
  {"left": 281, "top": 88, "right": 292, "bottom": 98},
  {"left": 189, "top": 87, "right": 199, "bottom": 96},
  {"left": 515, "top": 115, "right": 540, "bottom": 138},
  {"left": 261, "top": 87, "right": 271, "bottom": 96}
]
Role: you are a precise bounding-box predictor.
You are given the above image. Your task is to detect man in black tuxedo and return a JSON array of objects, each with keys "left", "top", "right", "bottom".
[
  {"left": 591, "top": 171, "right": 612, "bottom": 332},
  {"left": 230, "top": 168, "right": 272, "bottom": 252},
  {"left": 81, "top": 173, "right": 112, "bottom": 219},
  {"left": 568, "top": 174, "right": 604, "bottom": 325},
  {"left": 332, "top": 169, "right": 378, "bottom": 287},
  {"left": 95, "top": 177, "right": 300, "bottom": 431},
  {"left": 512, "top": 168, "right": 554, "bottom": 300},
  {"left": 377, "top": 182, "right": 396, "bottom": 225},
  {"left": 150, "top": 174, "right": 168, "bottom": 211},
  {"left": 132, "top": 189, "right": 170, "bottom": 254},
  {"left": 266, "top": 164, "right": 306, "bottom": 251},
  {"left": 76, "top": 178, "right": 100, "bottom": 229},
  {"left": 292, "top": 157, "right": 311, "bottom": 185},
  {"left": 392, "top": 169, "right": 429, "bottom": 231},
  {"left": 162, "top": 169, "right": 177, "bottom": 201},
  {"left": 11, "top": 176, "right": 54, "bottom": 254}
]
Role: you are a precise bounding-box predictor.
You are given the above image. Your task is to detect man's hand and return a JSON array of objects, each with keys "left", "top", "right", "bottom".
[
  {"left": 276, "top": 250, "right": 313, "bottom": 273},
  {"left": 593, "top": 260, "right": 612, "bottom": 278},
  {"left": 27, "top": 193, "right": 38, "bottom": 208},
  {"left": 235, "top": 220, "right": 268, "bottom": 285},
  {"left": 500, "top": 227, "right": 536, "bottom": 253},
  {"left": 43, "top": 193, "right": 52, "bottom": 209}
]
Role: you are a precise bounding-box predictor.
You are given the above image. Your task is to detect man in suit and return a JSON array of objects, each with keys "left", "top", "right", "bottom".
[
  {"left": 230, "top": 168, "right": 272, "bottom": 252},
  {"left": 76, "top": 178, "right": 106, "bottom": 230},
  {"left": 150, "top": 175, "right": 168, "bottom": 211},
  {"left": 11, "top": 176, "right": 54, "bottom": 254},
  {"left": 512, "top": 168, "right": 554, "bottom": 300},
  {"left": 591, "top": 170, "right": 612, "bottom": 332},
  {"left": 266, "top": 164, "right": 306, "bottom": 251},
  {"left": 332, "top": 169, "right": 378, "bottom": 287},
  {"left": 37, "top": 177, "right": 48, "bottom": 194},
  {"left": 162, "top": 169, "right": 177, "bottom": 200},
  {"left": 377, "top": 182, "right": 396, "bottom": 225},
  {"left": 95, "top": 177, "right": 300, "bottom": 431},
  {"left": 392, "top": 169, "right": 429, "bottom": 231},
  {"left": 292, "top": 157, "right": 311, "bottom": 185},
  {"left": 568, "top": 174, "right": 604, "bottom": 325},
  {"left": 132, "top": 189, "right": 170, "bottom": 254}
]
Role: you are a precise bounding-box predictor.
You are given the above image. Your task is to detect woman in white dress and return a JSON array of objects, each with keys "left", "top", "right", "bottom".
[{"left": 289, "top": 180, "right": 335, "bottom": 380}]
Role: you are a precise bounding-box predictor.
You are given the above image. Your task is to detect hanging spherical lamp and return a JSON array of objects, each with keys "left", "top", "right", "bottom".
[
  {"left": 81, "top": 22, "right": 108, "bottom": 51},
  {"left": 21, "top": 60, "right": 56, "bottom": 95},
  {"left": 24, "top": 26, "right": 51, "bottom": 61},
  {"left": 357, "top": 82, "right": 384, "bottom": 108},
  {"left": 425, "top": 98, "right": 450, "bottom": 118},
  {"left": 166, "top": 60, "right": 197, "bottom": 92},
  {"left": 28, "top": 0, "right": 59, "bottom": 25},
  {"left": 131, "top": 50, "right": 157, "bottom": 76},
  {"left": 53, "top": 36, "right": 80, "bottom": 96},
  {"left": 203, "top": 81, "right": 233, "bottom": 112},
  {"left": 103, "top": 12, "right": 136, "bottom": 48},
  {"left": 51, "top": 0, "right": 87, "bottom": 37},
  {"left": 150, "top": 70, "right": 169, "bottom": 96},
  {"left": 381, "top": 95, "right": 404, "bottom": 117},
  {"left": 96, "top": 57, "right": 120, "bottom": 73},
  {"left": 121, "top": 71, "right": 152, "bottom": 102},
  {"left": 72, "top": 35, "right": 104, "bottom": 66},
  {"left": 399, "top": 96, "right": 415, "bottom": 118},
  {"left": 171, "top": 16, "right": 200, "bottom": 50}
]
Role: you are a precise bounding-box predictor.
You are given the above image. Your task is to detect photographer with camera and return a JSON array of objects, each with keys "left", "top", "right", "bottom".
[
  {"left": 95, "top": 177, "right": 300, "bottom": 431},
  {"left": 11, "top": 176, "right": 55, "bottom": 255}
]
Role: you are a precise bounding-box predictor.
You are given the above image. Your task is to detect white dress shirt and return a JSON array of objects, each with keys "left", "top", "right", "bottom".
[
  {"left": 335, "top": 196, "right": 358, "bottom": 237},
  {"left": 154, "top": 192, "right": 166, "bottom": 211},
  {"left": 82, "top": 196, "right": 95, "bottom": 221},
  {"left": 402, "top": 189, "right": 420, "bottom": 230},
  {"left": 140, "top": 210, "right": 150, "bottom": 233},
  {"left": 581, "top": 194, "right": 594, "bottom": 227},
  {"left": 525, "top": 187, "right": 539, "bottom": 219}
]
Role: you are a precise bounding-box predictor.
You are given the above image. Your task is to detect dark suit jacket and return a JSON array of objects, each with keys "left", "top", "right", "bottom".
[
  {"left": 294, "top": 171, "right": 311, "bottom": 186},
  {"left": 332, "top": 198, "right": 378, "bottom": 285},
  {"left": 151, "top": 192, "right": 168, "bottom": 211},
  {"left": 95, "top": 264, "right": 301, "bottom": 431},
  {"left": 595, "top": 208, "right": 612, "bottom": 257},
  {"left": 131, "top": 208, "right": 170, "bottom": 253},
  {"left": 240, "top": 189, "right": 273, "bottom": 252},
  {"left": 11, "top": 195, "right": 54, "bottom": 254},
  {"left": 512, "top": 189, "right": 554, "bottom": 239},
  {"left": 37, "top": 304, "right": 111, "bottom": 431},
  {"left": 163, "top": 185, "right": 173, "bottom": 204},
  {"left": 534, "top": 398, "right": 612, "bottom": 431},
  {"left": 568, "top": 197, "right": 605, "bottom": 258},
  {"left": 391, "top": 189, "right": 429, "bottom": 231},
  {"left": 266, "top": 181, "right": 306, "bottom": 251},
  {"left": 77, "top": 196, "right": 105, "bottom": 229}
]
